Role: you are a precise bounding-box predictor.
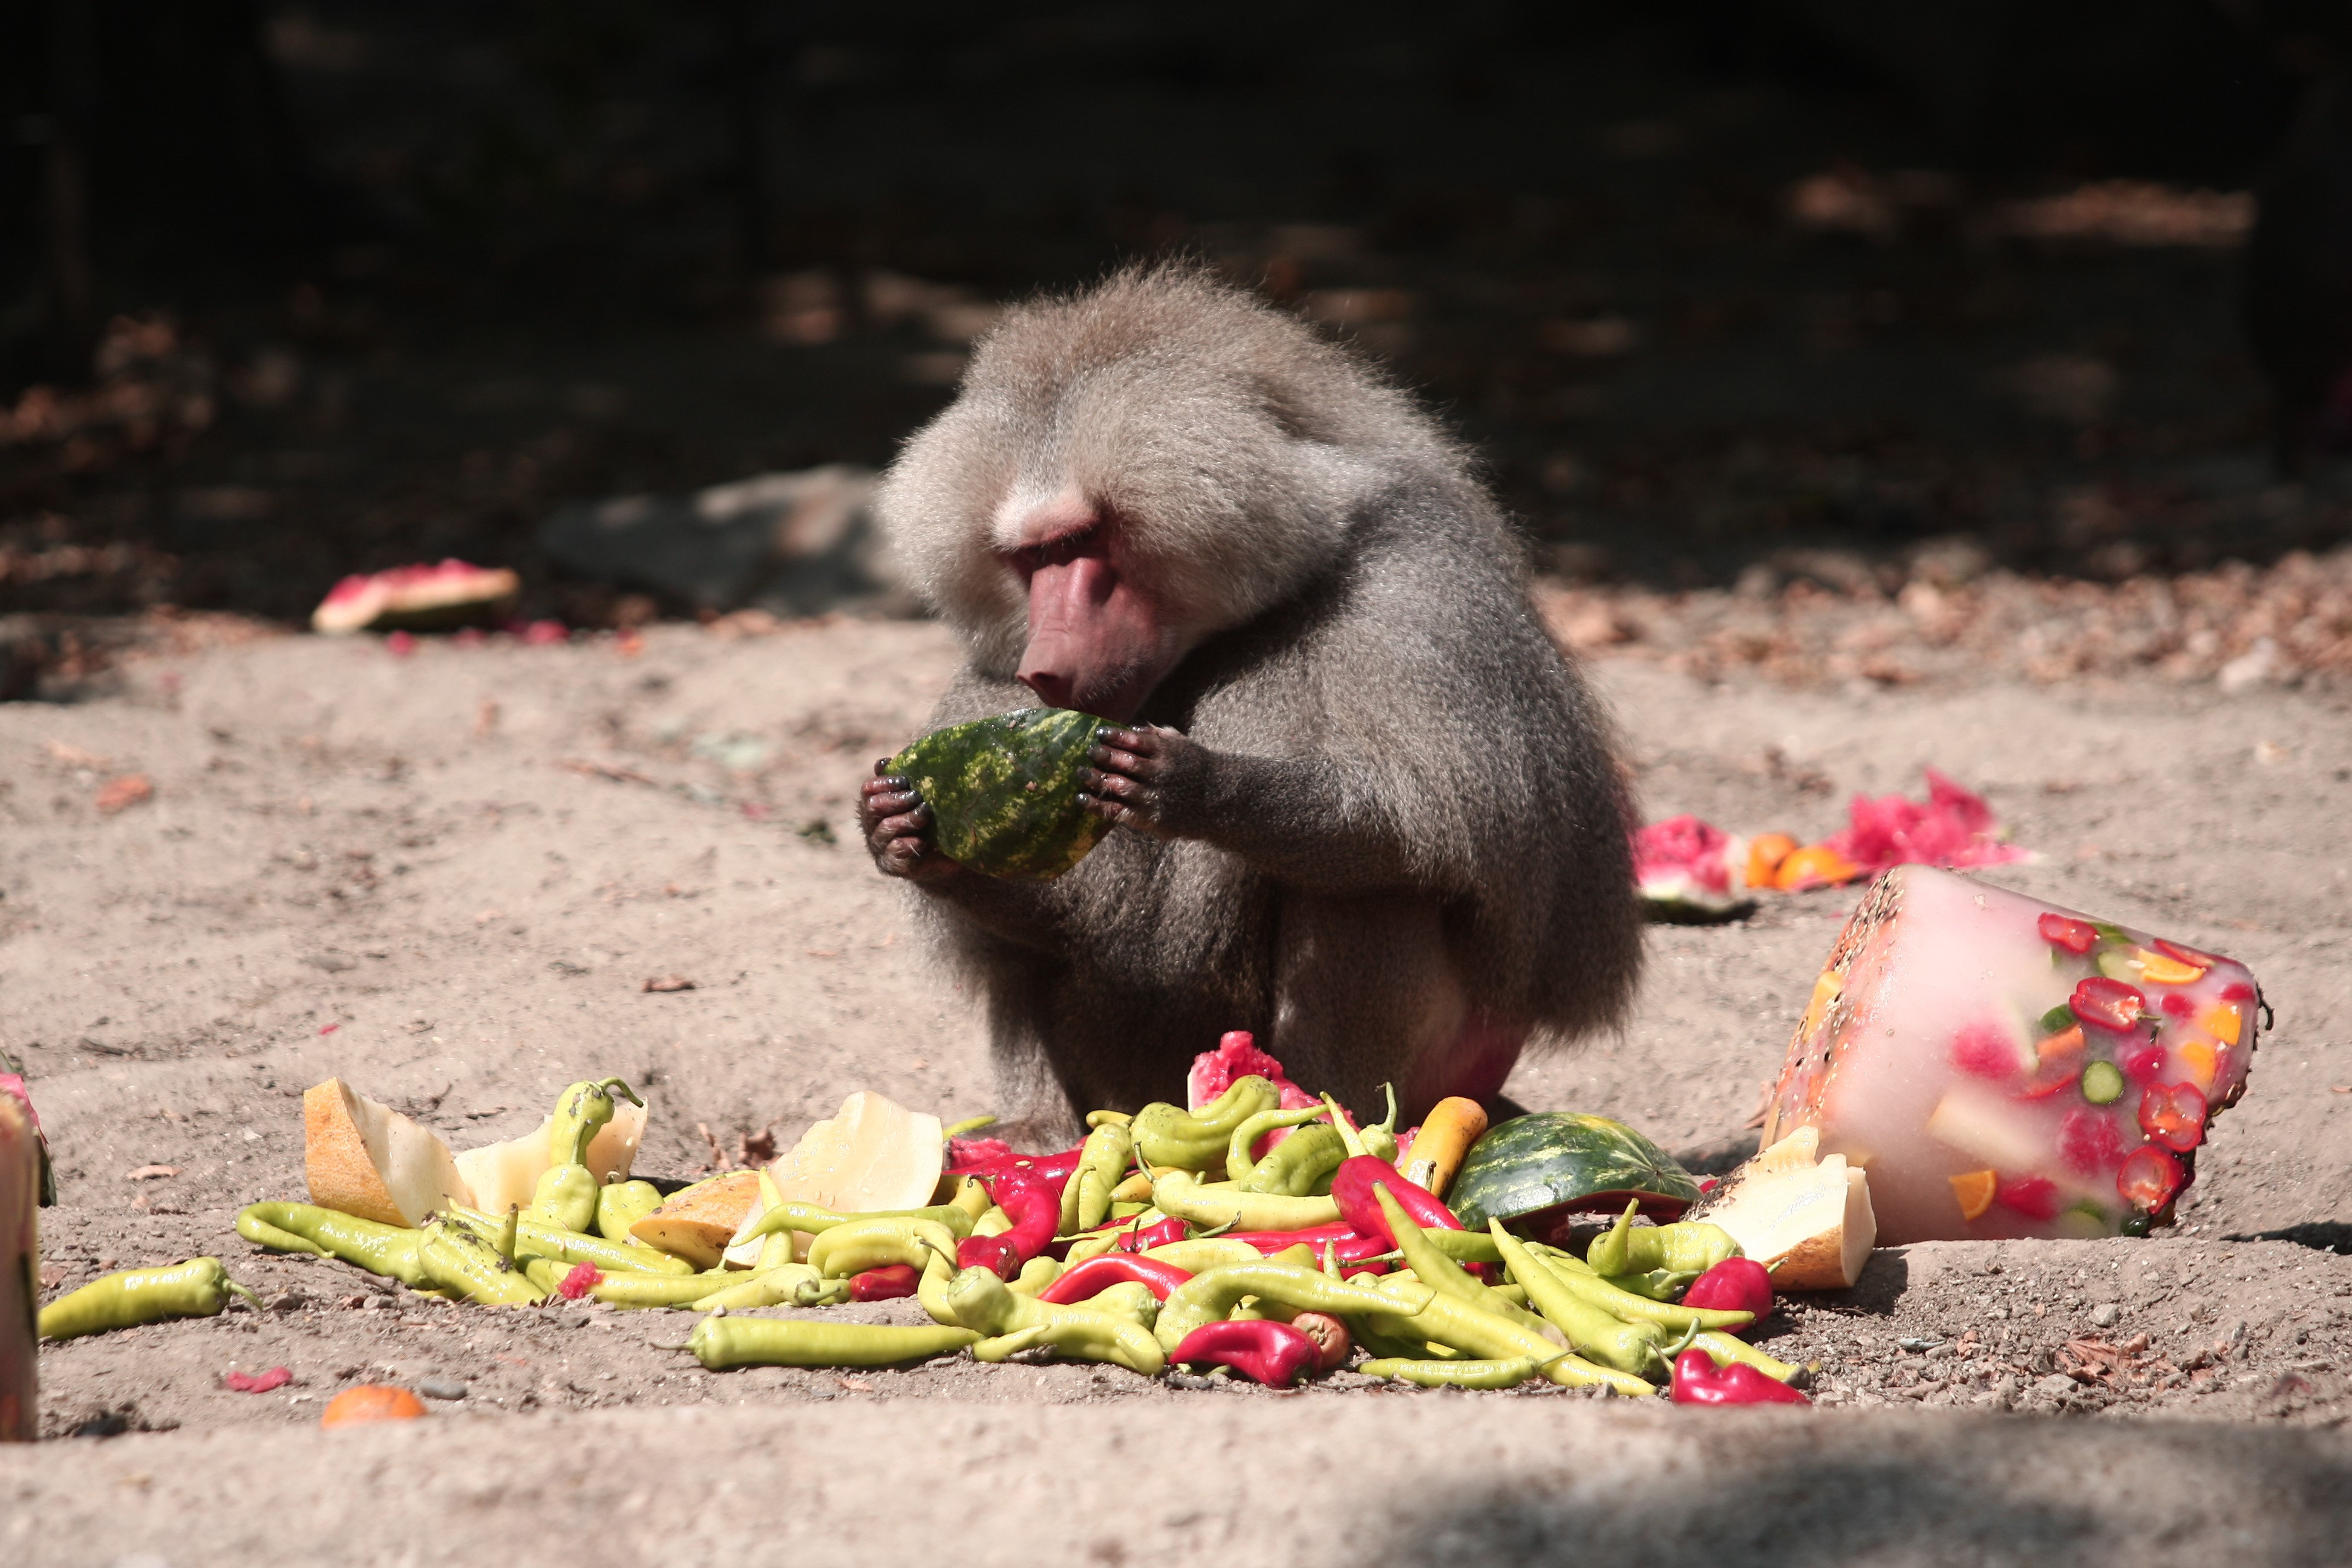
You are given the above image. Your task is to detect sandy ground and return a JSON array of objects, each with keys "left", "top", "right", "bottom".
[{"left": 4, "top": 616, "right": 2351, "bottom": 1562}]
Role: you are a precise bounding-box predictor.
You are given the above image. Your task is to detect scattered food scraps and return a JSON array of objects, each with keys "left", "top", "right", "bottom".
[
  {"left": 123, "top": 1166, "right": 178, "bottom": 1182},
  {"left": 1633, "top": 769, "right": 2023, "bottom": 917},
  {"left": 311, "top": 560, "right": 520, "bottom": 635},
  {"left": 94, "top": 774, "right": 154, "bottom": 814},
  {"left": 223, "top": 1366, "right": 292, "bottom": 1393},
  {"left": 643, "top": 975, "right": 696, "bottom": 993}
]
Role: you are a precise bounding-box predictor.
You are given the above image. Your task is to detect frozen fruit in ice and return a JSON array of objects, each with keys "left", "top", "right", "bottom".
[{"left": 1762, "top": 864, "right": 2258, "bottom": 1242}]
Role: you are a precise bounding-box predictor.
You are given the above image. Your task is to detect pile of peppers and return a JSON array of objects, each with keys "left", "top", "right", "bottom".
[{"left": 215, "top": 1071, "right": 1811, "bottom": 1404}]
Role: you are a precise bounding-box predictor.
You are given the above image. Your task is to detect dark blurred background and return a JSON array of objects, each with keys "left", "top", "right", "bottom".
[{"left": 4, "top": 1, "right": 2351, "bottom": 649}]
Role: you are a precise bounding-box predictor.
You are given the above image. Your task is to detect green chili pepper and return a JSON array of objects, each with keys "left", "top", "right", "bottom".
[
  {"left": 39, "top": 1258, "right": 260, "bottom": 1339},
  {"left": 806, "top": 1218, "right": 963, "bottom": 1281},
  {"left": 1132, "top": 1077, "right": 1282, "bottom": 1170},
  {"left": 740, "top": 1201, "right": 975, "bottom": 1248},
  {"left": 1690, "top": 1329, "right": 1804, "bottom": 1383},
  {"left": 1065, "top": 1279, "right": 1160, "bottom": 1331},
  {"left": 684, "top": 1316, "right": 979, "bottom": 1370},
  {"left": 1151, "top": 1170, "right": 1340, "bottom": 1232},
  {"left": 943, "top": 1114, "right": 999, "bottom": 1138},
  {"left": 1603, "top": 1268, "right": 1702, "bottom": 1302},
  {"left": 947, "top": 1176, "right": 996, "bottom": 1222},
  {"left": 1224, "top": 1105, "right": 1331, "bottom": 1183},
  {"left": 1241, "top": 1124, "right": 1348, "bottom": 1197},
  {"left": 1583, "top": 1200, "right": 1742, "bottom": 1278},
  {"left": 942, "top": 1266, "right": 1168, "bottom": 1375},
  {"left": 527, "top": 1078, "right": 644, "bottom": 1234},
  {"left": 577, "top": 1267, "right": 748, "bottom": 1309},
  {"left": 696, "top": 1264, "right": 846, "bottom": 1312},
  {"left": 1083, "top": 1109, "right": 1132, "bottom": 1130},
  {"left": 1373, "top": 1188, "right": 1561, "bottom": 1341},
  {"left": 236, "top": 1201, "right": 431, "bottom": 1287},
  {"left": 1154, "top": 1259, "right": 1424, "bottom": 1353},
  {"left": 451, "top": 1204, "right": 693, "bottom": 1277},
  {"left": 1357, "top": 1324, "right": 1469, "bottom": 1362},
  {"left": 1488, "top": 1220, "right": 1671, "bottom": 1379},
  {"left": 1530, "top": 1244, "right": 1754, "bottom": 1333},
  {"left": 974, "top": 1318, "right": 1166, "bottom": 1375},
  {"left": 1362, "top": 1085, "right": 1400, "bottom": 1165},
  {"left": 1007, "top": 1254, "right": 1063, "bottom": 1297},
  {"left": 1060, "top": 1122, "right": 1134, "bottom": 1235},
  {"left": 419, "top": 1215, "right": 545, "bottom": 1306},
  {"left": 917, "top": 1250, "right": 961, "bottom": 1325},
  {"left": 595, "top": 1179, "right": 665, "bottom": 1244},
  {"left": 1374, "top": 1286, "right": 1655, "bottom": 1397},
  {"left": 1361, "top": 1355, "right": 1544, "bottom": 1389}
]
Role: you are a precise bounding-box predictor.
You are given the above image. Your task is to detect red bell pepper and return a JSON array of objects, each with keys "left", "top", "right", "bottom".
[
  {"left": 1169, "top": 1319, "right": 1322, "bottom": 1387},
  {"left": 1671, "top": 1348, "right": 1809, "bottom": 1406},
  {"left": 1680, "top": 1258, "right": 1772, "bottom": 1331},
  {"left": 2071, "top": 976, "right": 2146, "bottom": 1033},
  {"left": 1330, "top": 1155, "right": 1462, "bottom": 1246},
  {"left": 1035, "top": 1253, "right": 1194, "bottom": 1304},
  {"left": 2037, "top": 912, "right": 2098, "bottom": 955},
  {"left": 849, "top": 1263, "right": 920, "bottom": 1301},
  {"left": 2137, "top": 1081, "right": 2209, "bottom": 1152}
]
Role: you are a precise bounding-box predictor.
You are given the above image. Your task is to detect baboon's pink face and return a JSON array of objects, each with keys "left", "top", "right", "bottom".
[{"left": 1000, "top": 494, "right": 1192, "bottom": 722}]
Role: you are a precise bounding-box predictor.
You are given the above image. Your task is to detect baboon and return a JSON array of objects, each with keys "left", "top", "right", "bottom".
[{"left": 860, "top": 263, "right": 1641, "bottom": 1142}]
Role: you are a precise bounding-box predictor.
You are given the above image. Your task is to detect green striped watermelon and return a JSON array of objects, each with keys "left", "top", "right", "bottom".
[
  {"left": 1448, "top": 1112, "right": 1705, "bottom": 1233},
  {"left": 889, "top": 708, "right": 1113, "bottom": 880}
]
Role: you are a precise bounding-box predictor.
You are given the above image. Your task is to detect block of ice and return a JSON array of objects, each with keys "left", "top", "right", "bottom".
[{"left": 1762, "top": 865, "right": 2261, "bottom": 1244}]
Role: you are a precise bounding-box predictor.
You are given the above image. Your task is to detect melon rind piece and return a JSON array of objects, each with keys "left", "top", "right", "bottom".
[
  {"left": 454, "top": 1099, "right": 647, "bottom": 1217},
  {"left": 302, "top": 1078, "right": 476, "bottom": 1227},
  {"left": 887, "top": 709, "right": 1114, "bottom": 881},
  {"left": 1691, "top": 1127, "right": 1875, "bottom": 1290},
  {"left": 1, "top": 1095, "right": 38, "bottom": 1441},
  {"left": 751, "top": 1091, "right": 946, "bottom": 1259},
  {"left": 630, "top": 1170, "right": 764, "bottom": 1269},
  {"left": 311, "top": 560, "right": 521, "bottom": 635}
]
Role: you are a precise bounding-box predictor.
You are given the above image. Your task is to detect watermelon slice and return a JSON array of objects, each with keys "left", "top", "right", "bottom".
[
  {"left": 1447, "top": 1111, "right": 1705, "bottom": 1236},
  {"left": 1632, "top": 814, "right": 1753, "bottom": 919},
  {"left": 889, "top": 708, "right": 1114, "bottom": 880},
  {"left": 1186, "top": 1031, "right": 1321, "bottom": 1114},
  {"left": 312, "top": 560, "right": 521, "bottom": 635}
]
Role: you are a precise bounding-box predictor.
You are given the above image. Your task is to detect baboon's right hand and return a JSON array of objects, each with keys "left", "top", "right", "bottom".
[{"left": 859, "top": 759, "right": 961, "bottom": 883}]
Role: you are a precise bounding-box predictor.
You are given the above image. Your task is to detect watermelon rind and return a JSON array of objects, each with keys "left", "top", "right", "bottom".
[
  {"left": 889, "top": 708, "right": 1114, "bottom": 881},
  {"left": 1448, "top": 1111, "right": 1705, "bottom": 1231}
]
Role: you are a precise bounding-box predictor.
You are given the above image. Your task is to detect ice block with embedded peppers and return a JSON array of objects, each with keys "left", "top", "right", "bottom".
[{"left": 1760, "top": 864, "right": 2260, "bottom": 1244}]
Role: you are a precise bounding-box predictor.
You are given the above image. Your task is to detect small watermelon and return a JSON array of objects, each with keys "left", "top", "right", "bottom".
[
  {"left": 889, "top": 708, "right": 1113, "bottom": 880},
  {"left": 1448, "top": 1112, "right": 1705, "bottom": 1234}
]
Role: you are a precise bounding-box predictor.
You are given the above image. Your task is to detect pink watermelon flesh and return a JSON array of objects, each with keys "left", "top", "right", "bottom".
[
  {"left": 313, "top": 560, "right": 520, "bottom": 634},
  {"left": 1821, "top": 769, "right": 2024, "bottom": 878},
  {"left": 1632, "top": 814, "right": 1748, "bottom": 912}
]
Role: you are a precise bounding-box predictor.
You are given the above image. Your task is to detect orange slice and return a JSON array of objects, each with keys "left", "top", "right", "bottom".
[
  {"left": 1775, "top": 844, "right": 1864, "bottom": 892},
  {"left": 2134, "top": 950, "right": 2206, "bottom": 985},
  {"left": 2196, "top": 1002, "right": 2242, "bottom": 1047},
  {"left": 2174, "top": 1038, "right": 2217, "bottom": 1093},
  {"left": 1746, "top": 832, "right": 1798, "bottom": 889},
  {"left": 1949, "top": 1169, "right": 1997, "bottom": 1222}
]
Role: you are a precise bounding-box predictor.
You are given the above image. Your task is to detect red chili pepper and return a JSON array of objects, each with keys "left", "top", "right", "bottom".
[
  {"left": 2137, "top": 1082, "right": 2209, "bottom": 1152},
  {"left": 2037, "top": 912, "right": 2099, "bottom": 955},
  {"left": 1110, "top": 1216, "right": 1189, "bottom": 1253},
  {"left": 2159, "top": 993, "right": 2196, "bottom": 1020},
  {"left": 2154, "top": 938, "right": 2223, "bottom": 969},
  {"left": 1036, "top": 1253, "right": 1194, "bottom": 1304},
  {"left": 557, "top": 1262, "right": 603, "bottom": 1300},
  {"left": 956, "top": 1172, "right": 1064, "bottom": 1278},
  {"left": 849, "top": 1263, "right": 920, "bottom": 1301},
  {"left": 2071, "top": 976, "right": 2146, "bottom": 1033},
  {"left": 1330, "top": 1155, "right": 1462, "bottom": 1246},
  {"left": 2219, "top": 981, "right": 2255, "bottom": 1004},
  {"left": 944, "top": 1143, "right": 1088, "bottom": 1187},
  {"left": 224, "top": 1365, "right": 292, "bottom": 1394},
  {"left": 2117, "top": 1144, "right": 2185, "bottom": 1210},
  {"left": 1681, "top": 1258, "right": 1773, "bottom": 1330},
  {"left": 1671, "top": 1348, "right": 1809, "bottom": 1406},
  {"left": 1170, "top": 1319, "right": 1322, "bottom": 1387}
]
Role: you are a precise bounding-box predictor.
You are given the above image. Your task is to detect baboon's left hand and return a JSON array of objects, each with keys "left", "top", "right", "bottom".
[{"left": 1077, "top": 725, "right": 1204, "bottom": 839}]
